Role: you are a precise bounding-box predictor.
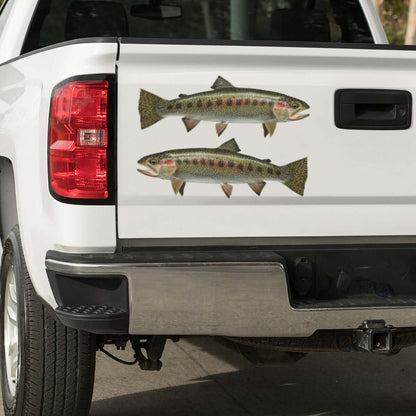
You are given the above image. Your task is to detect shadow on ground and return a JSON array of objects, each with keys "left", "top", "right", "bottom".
[{"left": 90, "top": 337, "right": 416, "bottom": 416}]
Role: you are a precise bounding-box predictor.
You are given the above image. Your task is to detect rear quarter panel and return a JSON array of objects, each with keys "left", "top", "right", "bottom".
[{"left": 0, "top": 42, "right": 118, "bottom": 306}]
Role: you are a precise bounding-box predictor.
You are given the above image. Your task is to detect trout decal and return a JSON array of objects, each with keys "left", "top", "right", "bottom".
[
  {"left": 139, "top": 76, "right": 310, "bottom": 137},
  {"left": 137, "top": 139, "right": 308, "bottom": 197}
]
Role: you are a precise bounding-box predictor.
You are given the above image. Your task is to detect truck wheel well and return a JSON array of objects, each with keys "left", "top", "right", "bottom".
[{"left": 0, "top": 158, "right": 18, "bottom": 244}]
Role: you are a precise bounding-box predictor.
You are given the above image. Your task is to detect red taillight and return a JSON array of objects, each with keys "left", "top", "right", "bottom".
[{"left": 49, "top": 80, "right": 109, "bottom": 200}]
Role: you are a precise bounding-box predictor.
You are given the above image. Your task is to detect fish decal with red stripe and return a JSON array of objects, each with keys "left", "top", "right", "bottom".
[
  {"left": 137, "top": 139, "right": 308, "bottom": 197},
  {"left": 139, "top": 76, "right": 310, "bottom": 138}
]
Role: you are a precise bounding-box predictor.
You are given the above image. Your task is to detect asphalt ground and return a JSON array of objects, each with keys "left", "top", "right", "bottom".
[
  {"left": 91, "top": 337, "right": 416, "bottom": 416},
  {"left": 2, "top": 336, "right": 416, "bottom": 415}
]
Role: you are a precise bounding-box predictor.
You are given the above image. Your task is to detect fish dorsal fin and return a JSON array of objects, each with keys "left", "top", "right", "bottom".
[
  {"left": 217, "top": 138, "right": 241, "bottom": 153},
  {"left": 211, "top": 76, "right": 234, "bottom": 90},
  {"left": 178, "top": 93, "right": 188, "bottom": 98},
  {"left": 263, "top": 159, "right": 271, "bottom": 163}
]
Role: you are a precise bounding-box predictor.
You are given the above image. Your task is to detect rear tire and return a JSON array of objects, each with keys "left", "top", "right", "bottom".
[{"left": 0, "top": 227, "right": 96, "bottom": 416}]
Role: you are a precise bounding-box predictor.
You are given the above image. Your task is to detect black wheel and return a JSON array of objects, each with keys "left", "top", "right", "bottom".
[{"left": 0, "top": 226, "right": 96, "bottom": 416}]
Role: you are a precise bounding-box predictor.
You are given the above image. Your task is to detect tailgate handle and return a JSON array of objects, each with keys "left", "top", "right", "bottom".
[{"left": 335, "top": 89, "right": 412, "bottom": 130}]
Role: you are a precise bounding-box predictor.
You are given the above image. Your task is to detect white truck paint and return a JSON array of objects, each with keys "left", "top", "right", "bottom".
[
  {"left": 0, "top": 41, "right": 119, "bottom": 308},
  {"left": 0, "top": 0, "right": 393, "bottom": 304},
  {"left": 1, "top": 0, "right": 416, "bottom": 414},
  {"left": 118, "top": 42, "right": 416, "bottom": 239}
]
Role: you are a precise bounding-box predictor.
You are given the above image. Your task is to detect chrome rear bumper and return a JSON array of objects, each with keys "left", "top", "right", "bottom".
[{"left": 45, "top": 251, "right": 416, "bottom": 337}]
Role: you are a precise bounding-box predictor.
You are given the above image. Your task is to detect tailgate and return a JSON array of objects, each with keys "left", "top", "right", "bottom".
[{"left": 117, "top": 42, "right": 416, "bottom": 240}]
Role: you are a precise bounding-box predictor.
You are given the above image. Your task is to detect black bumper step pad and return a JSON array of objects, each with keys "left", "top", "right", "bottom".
[{"left": 56, "top": 305, "right": 128, "bottom": 334}]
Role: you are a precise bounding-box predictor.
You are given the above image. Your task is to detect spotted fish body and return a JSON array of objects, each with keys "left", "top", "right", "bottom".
[
  {"left": 162, "top": 89, "right": 277, "bottom": 122},
  {"left": 139, "top": 76, "right": 310, "bottom": 137},
  {"left": 137, "top": 139, "right": 308, "bottom": 197}
]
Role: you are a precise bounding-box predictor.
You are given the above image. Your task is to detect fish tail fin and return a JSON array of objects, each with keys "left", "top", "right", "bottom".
[
  {"left": 139, "top": 89, "right": 165, "bottom": 129},
  {"left": 282, "top": 157, "right": 308, "bottom": 196}
]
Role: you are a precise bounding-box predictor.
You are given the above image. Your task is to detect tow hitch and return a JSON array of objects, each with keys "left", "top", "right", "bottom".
[{"left": 353, "top": 320, "right": 394, "bottom": 354}]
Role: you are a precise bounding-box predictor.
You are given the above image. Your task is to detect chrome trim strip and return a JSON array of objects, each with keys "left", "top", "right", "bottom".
[
  {"left": 45, "top": 258, "right": 279, "bottom": 273},
  {"left": 46, "top": 257, "right": 416, "bottom": 337}
]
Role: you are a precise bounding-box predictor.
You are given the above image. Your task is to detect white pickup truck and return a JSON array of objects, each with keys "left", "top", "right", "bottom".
[{"left": 1, "top": 0, "right": 415, "bottom": 415}]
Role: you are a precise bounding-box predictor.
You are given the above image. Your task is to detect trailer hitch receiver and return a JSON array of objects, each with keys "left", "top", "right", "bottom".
[{"left": 353, "top": 320, "right": 394, "bottom": 354}]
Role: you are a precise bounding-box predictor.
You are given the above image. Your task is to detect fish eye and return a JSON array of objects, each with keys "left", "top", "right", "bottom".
[
  {"left": 149, "top": 159, "right": 157, "bottom": 165},
  {"left": 292, "top": 102, "right": 300, "bottom": 109}
]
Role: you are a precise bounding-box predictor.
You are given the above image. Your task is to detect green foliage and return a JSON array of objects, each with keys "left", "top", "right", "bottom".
[{"left": 381, "top": 0, "right": 409, "bottom": 44}]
